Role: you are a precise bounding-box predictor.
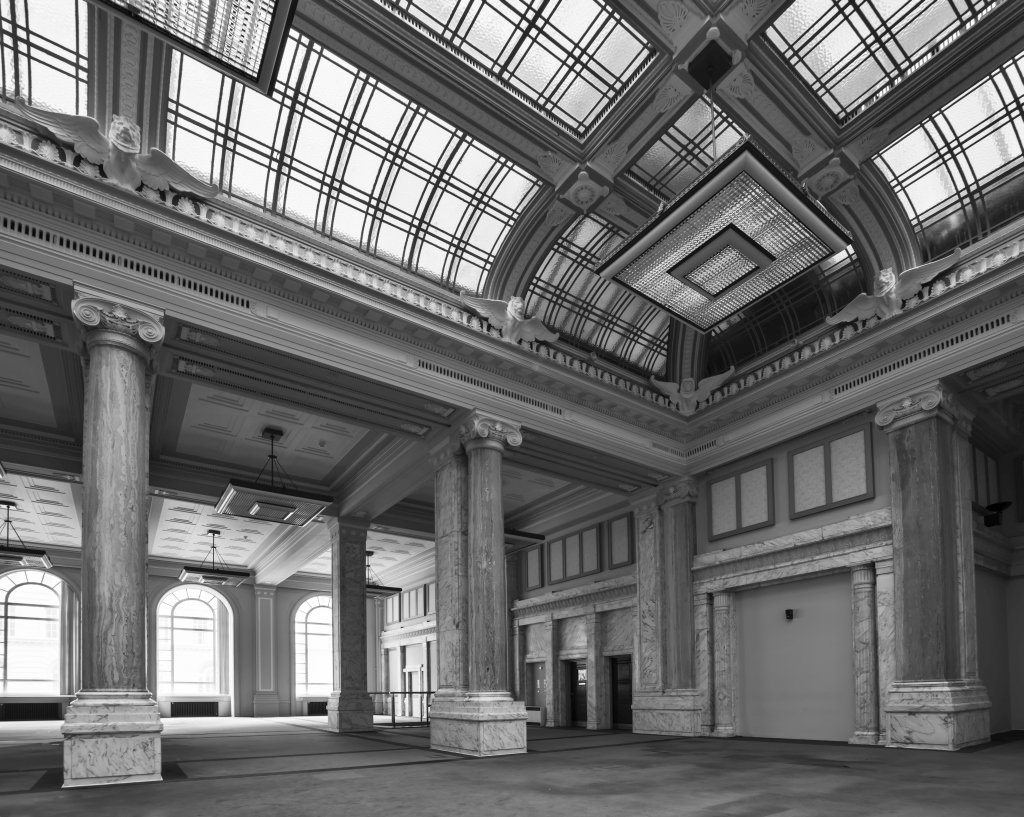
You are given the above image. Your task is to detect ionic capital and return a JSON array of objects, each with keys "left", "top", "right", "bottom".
[
  {"left": 459, "top": 410, "right": 523, "bottom": 448},
  {"left": 874, "top": 382, "right": 972, "bottom": 436},
  {"left": 657, "top": 476, "right": 698, "bottom": 507},
  {"left": 428, "top": 434, "right": 466, "bottom": 471},
  {"left": 72, "top": 285, "right": 165, "bottom": 347}
]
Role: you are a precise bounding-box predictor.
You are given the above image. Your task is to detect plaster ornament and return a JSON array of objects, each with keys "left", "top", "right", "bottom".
[
  {"left": 826, "top": 248, "right": 962, "bottom": 325},
  {"left": 15, "top": 97, "right": 220, "bottom": 197},
  {"left": 566, "top": 171, "right": 609, "bottom": 211},
  {"left": 460, "top": 293, "right": 560, "bottom": 345},
  {"left": 650, "top": 366, "right": 735, "bottom": 415}
]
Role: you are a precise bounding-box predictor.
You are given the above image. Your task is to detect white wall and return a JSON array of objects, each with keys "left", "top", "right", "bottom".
[
  {"left": 736, "top": 572, "right": 855, "bottom": 741},
  {"left": 976, "top": 569, "right": 1011, "bottom": 733}
]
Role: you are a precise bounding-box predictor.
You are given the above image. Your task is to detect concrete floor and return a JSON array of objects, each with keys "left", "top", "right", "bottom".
[{"left": 0, "top": 719, "right": 1020, "bottom": 816}]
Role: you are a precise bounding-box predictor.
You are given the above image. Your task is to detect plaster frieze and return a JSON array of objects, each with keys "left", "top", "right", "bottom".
[{"left": 875, "top": 382, "right": 973, "bottom": 435}]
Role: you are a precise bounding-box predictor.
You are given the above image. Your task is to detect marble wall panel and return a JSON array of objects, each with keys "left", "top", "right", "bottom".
[
  {"left": 559, "top": 616, "right": 587, "bottom": 654},
  {"left": 524, "top": 623, "right": 548, "bottom": 660},
  {"left": 601, "top": 607, "right": 634, "bottom": 653}
]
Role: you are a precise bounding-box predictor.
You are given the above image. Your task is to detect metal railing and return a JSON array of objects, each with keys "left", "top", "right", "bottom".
[{"left": 369, "top": 691, "right": 434, "bottom": 727}]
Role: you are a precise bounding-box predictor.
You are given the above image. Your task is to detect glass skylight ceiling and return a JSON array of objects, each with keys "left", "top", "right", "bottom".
[
  {"left": 629, "top": 98, "right": 745, "bottom": 198},
  {"left": 379, "top": 0, "right": 654, "bottom": 132},
  {"left": 98, "top": 0, "right": 276, "bottom": 83},
  {"left": 525, "top": 215, "right": 669, "bottom": 373},
  {"left": 766, "top": 0, "right": 1001, "bottom": 119},
  {"left": 1, "top": 0, "right": 88, "bottom": 114},
  {"left": 167, "top": 31, "right": 540, "bottom": 293},
  {"left": 874, "top": 47, "right": 1024, "bottom": 254}
]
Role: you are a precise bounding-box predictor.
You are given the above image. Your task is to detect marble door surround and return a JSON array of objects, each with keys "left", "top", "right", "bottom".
[
  {"left": 327, "top": 518, "right": 375, "bottom": 731},
  {"left": 875, "top": 383, "right": 991, "bottom": 750},
  {"left": 632, "top": 478, "right": 704, "bottom": 736},
  {"left": 62, "top": 286, "right": 165, "bottom": 788},
  {"left": 430, "top": 412, "right": 527, "bottom": 756}
]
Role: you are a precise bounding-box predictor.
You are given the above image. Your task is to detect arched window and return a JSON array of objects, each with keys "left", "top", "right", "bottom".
[
  {"left": 157, "top": 587, "right": 231, "bottom": 696},
  {"left": 0, "top": 570, "right": 64, "bottom": 693},
  {"left": 295, "top": 595, "right": 332, "bottom": 698}
]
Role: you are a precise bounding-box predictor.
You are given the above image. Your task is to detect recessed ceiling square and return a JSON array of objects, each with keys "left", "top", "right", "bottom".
[{"left": 596, "top": 140, "right": 849, "bottom": 331}]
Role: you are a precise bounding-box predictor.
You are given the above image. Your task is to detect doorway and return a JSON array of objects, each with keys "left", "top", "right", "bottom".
[
  {"left": 567, "top": 661, "right": 587, "bottom": 727},
  {"left": 526, "top": 663, "right": 545, "bottom": 707},
  {"left": 611, "top": 656, "right": 632, "bottom": 729}
]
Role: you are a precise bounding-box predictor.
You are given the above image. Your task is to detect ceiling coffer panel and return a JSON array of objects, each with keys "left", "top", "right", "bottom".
[{"left": 596, "top": 140, "right": 850, "bottom": 332}]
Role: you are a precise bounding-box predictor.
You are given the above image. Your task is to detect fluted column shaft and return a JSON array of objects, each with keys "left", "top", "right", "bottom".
[
  {"left": 850, "top": 565, "right": 879, "bottom": 744},
  {"left": 328, "top": 518, "right": 374, "bottom": 731},
  {"left": 63, "top": 288, "right": 164, "bottom": 788}
]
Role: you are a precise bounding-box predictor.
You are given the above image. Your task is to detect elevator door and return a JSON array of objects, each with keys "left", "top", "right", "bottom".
[
  {"left": 526, "top": 663, "right": 545, "bottom": 708},
  {"left": 611, "top": 656, "right": 632, "bottom": 728},
  {"left": 568, "top": 662, "right": 587, "bottom": 726}
]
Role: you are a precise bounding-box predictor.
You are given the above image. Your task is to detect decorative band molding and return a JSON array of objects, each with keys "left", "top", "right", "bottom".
[
  {"left": 512, "top": 579, "right": 636, "bottom": 619},
  {"left": 381, "top": 625, "right": 436, "bottom": 646}
]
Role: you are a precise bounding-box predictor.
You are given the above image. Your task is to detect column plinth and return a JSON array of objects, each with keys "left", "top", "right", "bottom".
[
  {"left": 430, "top": 413, "right": 526, "bottom": 756},
  {"left": 327, "top": 519, "right": 374, "bottom": 732},
  {"left": 875, "top": 384, "right": 990, "bottom": 750},
  {"left": 63, "top": 289, "right": 164, "bottom": 788}
]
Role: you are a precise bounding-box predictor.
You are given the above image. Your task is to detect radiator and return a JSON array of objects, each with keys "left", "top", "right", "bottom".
[
  {"left": 170, "top": 701, "right": 219, "bottom": 717},
  {"left": 307, "top": 701, "right": 328, "bottom": 716},
  {"left": 0, "top": 702, "right": 61, "bottom": 720}
]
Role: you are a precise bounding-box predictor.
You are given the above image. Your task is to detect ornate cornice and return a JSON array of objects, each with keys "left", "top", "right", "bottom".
[
  {"left": 875, "top": 382, "right": 973, "bottom": 435},
  {"left": 459, "top": 410, "right": 523, "bottom": 448},
  {"left": 512, "top": 578, "right": 636, "bottom": 619},
  {"left": 381, "top": 624, "right": 436, "bottom": 645},
  {"left": 71, "top": 285, "right": 165, "bottom": 346}
]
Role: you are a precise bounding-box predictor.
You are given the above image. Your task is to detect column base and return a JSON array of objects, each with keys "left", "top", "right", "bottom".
[
  {"left": 253, "top": 693, "right": 281, "bottom": 718},
  {"left": 429, "top": 692, "right": 526, "bottom": 756},
  {"left": 886, "top": 680, "right": 990, "bottom": 751},
  {"left": 61, "top": 691, "right": 162, "bottom": 788},
  {"left": 632, "top": 691, "right": 705, "bottom": 736},
  {"left": 849, "top": 730, "right": 881, "bottom": 745},
  {"left": 327, "top": 690, "right": 374, "bottom": 732}
]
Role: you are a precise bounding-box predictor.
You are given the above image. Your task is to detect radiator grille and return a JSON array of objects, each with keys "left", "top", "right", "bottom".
[
  {"left": 307, "top": 701, "right": 328, "bottom": 716},
  {"left": 0, "top": 702, "right": 61, "bottom": 720},
  {"left": 170, "top": 701, "right": 219, "bottom": 717}
]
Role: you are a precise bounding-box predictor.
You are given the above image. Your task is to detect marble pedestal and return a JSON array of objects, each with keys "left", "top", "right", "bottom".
[
  {"left": 62, "top": 692, "right": 162, "bottom": 788},
  {"left": 632, "top": 691, "right": 704, "bottom": 736},
  {"left": 430, "top": 693, "right": 526, "bottom": 756},
  {"left": 886, "top": 681, "right": 990, "bottom": 751},
  {"left": 327, "top": 690, "right": 374, "bottom": 732}
]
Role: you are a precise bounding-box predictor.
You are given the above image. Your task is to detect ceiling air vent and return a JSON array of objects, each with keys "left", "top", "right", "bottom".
[
  {"left": 0, "top": 545, "right": 52, "bottom": 569},
  {"left": 178, "top": 529, "right": 250, "bottom": 587}
]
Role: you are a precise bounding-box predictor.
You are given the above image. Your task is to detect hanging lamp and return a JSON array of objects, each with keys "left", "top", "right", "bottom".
[
  {"left": 178, "top": 528, "right": 251, "bottom": 587},
  {"left": 214, "top": 427, "right": 333, "bottom": 527},
  {"left": 364, "top": 550, "right": 401, "bottom": 599},
  {"left": 0, "top": 500, "right": 52, "bottom": 568}
]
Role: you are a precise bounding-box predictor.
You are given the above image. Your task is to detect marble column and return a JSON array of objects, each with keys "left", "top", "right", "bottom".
[
  {"left": 63, "top": 288, "right": 164, "bottom": 788},
  {"left": 585, "top": 612, "right": 609, "bottom": 730},
  {"left": 327, "top": 518, "right": 374, "bottom": 731},
  {"left": 631, "top": 479, "right": 702, "bottom": 736},
  {"left": 694, "top": 592, "right": 714, "bottom": 736},
  {"left": 875, "top": 384, "right": 990, "bottom": 750},
  {"left": 430, "top": 412, "right": 526, "bottom": 756},
  {"left": 850, "top": 564, "right": 880, "bottom": 744},
  {"left": 711, "top": 592, "right": 736, "bottom": 738},
  {"left": 875, "top": 559, "right": 896, "bottom": 745},
  {"left": 252, "top": 586, "right": 280, "bottom": 717},
  {"left": 542, "top": 616, "right": 561, "bottom": 727}
]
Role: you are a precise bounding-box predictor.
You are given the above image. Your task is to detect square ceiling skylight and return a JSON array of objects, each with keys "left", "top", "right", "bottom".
[
  {"left": 94, "top": 0, "right": 294, "bottom": 91},
  {"left": 766, "top": 0, "right": 1002, "bottom": 119},
  {"left": 596, "top": 141, "right": 850, "bottom": 332},
  {"left": 376, "top": 0, "right": 654, "bottom": 132}
]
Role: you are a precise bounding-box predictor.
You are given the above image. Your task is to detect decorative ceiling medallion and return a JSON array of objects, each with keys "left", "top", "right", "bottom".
[
  {"left": 565, "top": 172, "right": 609, "bottom": 212},
  {"left": 594, "top": 139, "right": 849, "bottom": 332}
]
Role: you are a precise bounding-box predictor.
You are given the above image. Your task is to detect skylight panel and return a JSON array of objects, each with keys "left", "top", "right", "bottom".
[
  {"left": 1, "top": 0, "right": 88, "bottom": 114},
  {"left": 628, "top": 98, "right": 745, "bottom": 199},
  {"left": 378, "top": 0, "right": 655, "bottom": 133},
  {"left": 766, "top": 0, "right": 1002, "bottom": 119},
  {"left": 874, "top": 48, "right": 1024, "bottom": 252},
  {"left": 93, "top": 0, "right": 291, "bottom": 92},
  {"left": 525, "top": 215, "right": 669, "bottom": 372},
  {"left": 166, "top": 31, "right": 540, "bottom": 293}
]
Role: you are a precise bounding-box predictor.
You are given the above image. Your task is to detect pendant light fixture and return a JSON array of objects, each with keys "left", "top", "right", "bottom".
[
  {"left": 214, "top": 427, "right": 333, "bottom": 527},
  {"left": 364, "top": 550, "right": 401, "bottom": 599},
  {"left": 178, "top": 528, "right": 251, "bottom": 587},
  {"left": 0, "top": 500, "right": 51, "bottom": 568}
]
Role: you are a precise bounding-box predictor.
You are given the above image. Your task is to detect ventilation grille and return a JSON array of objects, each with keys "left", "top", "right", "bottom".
[
  {"left": 0, "top": 702, "right": 61, "bottom": 720},
  {"left": 685, "top": 439, "right": 718, "bottom": 457},
  {"left": 214, "top": 480, "right": 332, "bottom": 528},
  {"left": 833, "top": 313, "right": 1014, "bottom": 396},
  {"left": 170, "top": 701, "right": 219, "bottom": 717},
  {"left": 651, "top": 441, "right": 687, "bottom": 458},
  {"left": 307, "top": 701, "right": 328, "bottom": 716},
  {"left": 0, "top": 214, "right": 250, "bottom": 309},
  {"left": 417, "top": 359, "right": 564, "bottom": 415}
]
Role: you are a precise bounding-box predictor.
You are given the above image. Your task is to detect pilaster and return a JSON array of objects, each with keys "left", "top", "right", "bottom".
[
  {"left": 875, "top": 383, "right": 990, "bottom": 750},
  {"left": 252, "top": 586, "right": 279, "bottom": 717},
  {"left": 62, "top": 287, "right": 164, "bottom": 788},
  {"left": 711, "top": 592, "right": 736, "bottom": 738},
  {"left": 850, "top": 564, "right": 880, "bottom": 745},
  {"left": 585, "top": 612, "right": 609, "bottom": 730},
  {"left": 875, "top": 558, "right": 896, "bottom": 745}
]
